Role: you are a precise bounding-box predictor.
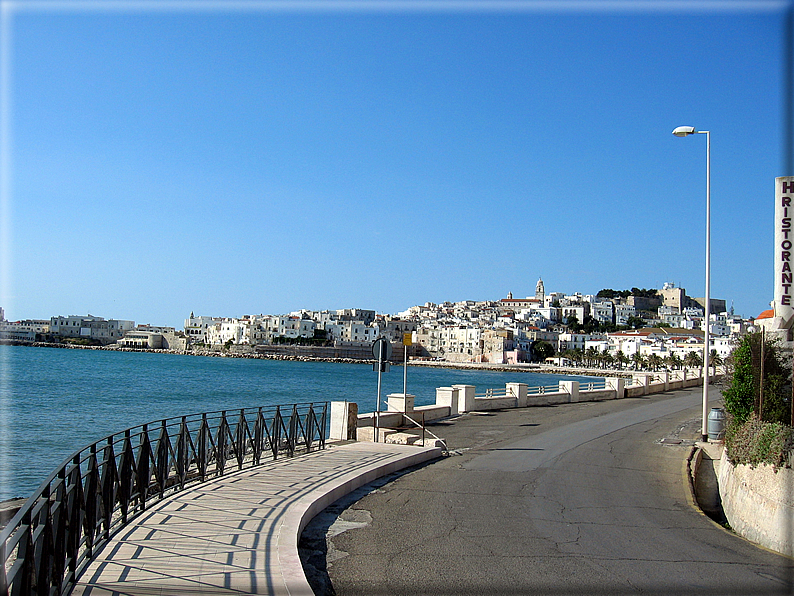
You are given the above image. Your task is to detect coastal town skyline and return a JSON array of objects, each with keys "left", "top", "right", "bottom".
[
  {"left": 0, "top": 279, "right": 744, "bottom": 366},
  {"left": 2, "top": 2, "right": 790, "bottom": 330},
  {"left": 0, "top": 279, "right": 728, "bottom": 329}
]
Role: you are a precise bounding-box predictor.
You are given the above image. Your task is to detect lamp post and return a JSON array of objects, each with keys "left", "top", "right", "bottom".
[{"left": 673, "top": 125, "right": 711, "bottom": 442}]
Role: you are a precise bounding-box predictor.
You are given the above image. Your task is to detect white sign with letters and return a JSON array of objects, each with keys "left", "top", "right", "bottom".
[{"left": 774, "top": 176, "right": 794, "bottom": 326}]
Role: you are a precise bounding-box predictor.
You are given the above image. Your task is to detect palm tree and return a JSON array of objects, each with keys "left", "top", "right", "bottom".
[
  {"left": 709, "top": 350, "right": 723, "bottom": 374},
  {"left": 562, "top": 349, "right": 581, "bottom": 367},
  {"left": 631, "top": 351, "right": 644, "bottom": 370},
  {"left": 685, "top": 351, "right": 702, "bottom": 369},
  {"left": 572, "top": 348, "right": 584, "bottom": 367},
  {"left": 647, "top": 354, "right": 663, "bottom": 371},
  {"left": 601, "top": 349, "right": 613, "bottom": 369},
  {"left": 585, "top": 346, "right": 599, "bottom": 368},
  {"left": 667, "top": 353, "right": 682, "bottom": 370}
]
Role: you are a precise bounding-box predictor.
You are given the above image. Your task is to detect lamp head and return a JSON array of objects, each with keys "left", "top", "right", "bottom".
[{"left": 673, "top": 126, "right": 697, "bottom": 137}]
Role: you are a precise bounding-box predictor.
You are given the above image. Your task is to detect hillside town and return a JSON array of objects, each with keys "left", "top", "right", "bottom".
[{"left": 0, "top": 280, "right": 773, "bottom": 369}]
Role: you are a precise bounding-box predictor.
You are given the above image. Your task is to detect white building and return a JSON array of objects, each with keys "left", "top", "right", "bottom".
[
  {"left": 591, "top": 301, "right": 614, "bottom": 325},
  {"left": 558, "top": 332, "right": 606, "bottom": 352},
  {"left": 50, "top": 315, "right": 134, "bottom": 344},
  {"left": 561, "top": 305, "right": 589, "bottom": 325},
  {"left": 325, "top": 320, "right": 380, "bottom": 345},
  {"left": 184, "top": 314, "right": 223, "bottom": 344},
  {"left": 0, "top": 319, "right": 50, "bottom": 341},
  {"left": 206, "top": 318, "right": 250, "bottom": 345},
  {"left": 615, "top": 304, "right": 637, "bottom": 326}
]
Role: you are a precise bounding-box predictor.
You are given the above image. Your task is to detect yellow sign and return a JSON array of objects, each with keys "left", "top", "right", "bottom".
[{"left": 403, "top": 333, "right": 412, "bottom": 346}]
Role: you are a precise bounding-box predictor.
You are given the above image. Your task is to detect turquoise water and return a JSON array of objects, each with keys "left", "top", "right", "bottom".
[{"left": 0, "top": 345, "right": 598, "bottom": 501}]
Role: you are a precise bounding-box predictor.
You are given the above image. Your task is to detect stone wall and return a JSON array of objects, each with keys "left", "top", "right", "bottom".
[
  {"left": 717, "top": 449, "right": 794, "bottom": 557},
  {"left": 332, "top": 372, "right": 722, "bottom": 443}
]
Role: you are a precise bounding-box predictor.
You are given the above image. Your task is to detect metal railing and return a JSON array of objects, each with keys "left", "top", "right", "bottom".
[
  {"left": 580, "top": 379, "right": 607, "bottom": 391},
  {"left": 475, "top": 387, "right": 516, "bottom": 399},
  {"left": 382, "top": 405, "right": 448, "bottom": 451},
  {"left": 0, "top": 402, "right": 328, "bottom": 596},
  {"left": 527, "top": 384, "right": 562, "bottom": 395}
]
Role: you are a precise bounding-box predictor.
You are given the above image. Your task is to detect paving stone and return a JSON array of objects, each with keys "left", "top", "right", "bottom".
[{"left": 70, "top": 441, "right": 441, "bottom": 596}]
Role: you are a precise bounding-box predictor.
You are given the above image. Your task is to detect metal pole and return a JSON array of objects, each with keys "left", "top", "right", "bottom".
[
  {"left": 375, "top": 342, "right": 383, "bottom": 443},
  {"left": 759, "top": 327, "right": 765, "bottom": 419},
  {"left": 701, "top": 130, "right": 711, "bottom": 443},
  {"left": 403, "top": 342, "right": 408, "bottom": 397}
]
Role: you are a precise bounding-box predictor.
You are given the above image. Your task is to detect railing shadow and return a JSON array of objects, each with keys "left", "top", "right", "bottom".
[{"left": 0, "top": 401, "right": 328, "bottom": 596}]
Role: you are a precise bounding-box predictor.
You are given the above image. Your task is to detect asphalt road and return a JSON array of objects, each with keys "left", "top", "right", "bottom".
[{"left": 301, "top": 387, "right": 794, "bottom": 595}]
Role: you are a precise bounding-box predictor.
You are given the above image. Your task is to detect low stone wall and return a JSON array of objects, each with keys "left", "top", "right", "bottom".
[
  {"left": 717, "top": 449, "right": 794, "bottom": 557},
  {"left": 330, "top": 370, "right": 722, "bottom": 444}
]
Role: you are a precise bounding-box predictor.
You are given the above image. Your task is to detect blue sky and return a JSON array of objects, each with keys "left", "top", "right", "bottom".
[{"left": 1, "top": 0, "right": 791, "bottom": 328}]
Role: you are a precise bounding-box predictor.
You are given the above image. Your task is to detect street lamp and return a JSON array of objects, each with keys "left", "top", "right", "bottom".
[{"left": 672, "top": 125, "right": 711, "bottom": 442}]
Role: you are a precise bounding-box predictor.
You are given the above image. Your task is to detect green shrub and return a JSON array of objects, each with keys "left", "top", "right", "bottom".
[
  {"left": 725, "top": 414, "right": 794, "bottom": 470},
  {"left": 722, "top": 332, "right": 791, "bottom": 425},
  {"left": 723, "top": 339, "right": 756, "bottom": 423}
]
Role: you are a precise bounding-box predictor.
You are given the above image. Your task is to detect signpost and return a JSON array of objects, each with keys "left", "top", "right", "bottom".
[
  {"left": 372, "top": 338, "right": 392, "bottom": 442},
  {"left": 402, "top": 332, "right": 412, "bottom": 396}
]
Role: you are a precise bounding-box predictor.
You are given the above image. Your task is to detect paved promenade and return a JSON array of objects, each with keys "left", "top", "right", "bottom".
[{"left": 71, "top": 441, "right": 442, "bottom": 596}]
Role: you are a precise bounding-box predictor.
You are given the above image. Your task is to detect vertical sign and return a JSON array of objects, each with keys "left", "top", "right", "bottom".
[{"left": 775, "top": 176, "right": 794, "bottom": 327}]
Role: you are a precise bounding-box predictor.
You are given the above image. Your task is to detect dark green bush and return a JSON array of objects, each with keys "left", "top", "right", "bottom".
[{"left": 722, "top": 332, "right": 791, "bottom": 425}]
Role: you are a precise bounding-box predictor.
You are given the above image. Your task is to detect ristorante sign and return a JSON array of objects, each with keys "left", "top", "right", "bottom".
[{"left": 775, "top": 176, "right": 794, "bottom": 326}]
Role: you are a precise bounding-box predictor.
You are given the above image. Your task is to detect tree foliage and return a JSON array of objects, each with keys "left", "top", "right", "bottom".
[
  {"left": 722, "top": 332, "right": 790, "bottom": 425},
  {"left": 625, "top": 316, "right": 646, "bottom": 330},
  {"left": 531, "top": 340, "right": 555, "bottom": 362},
  {"left": 596, "top": 287, "right": 658, "bottom": 299}
]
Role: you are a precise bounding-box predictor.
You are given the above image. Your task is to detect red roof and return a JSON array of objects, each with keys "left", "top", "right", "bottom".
[{"left": 756, "top": 309, "right": 774, "bottom": 320}]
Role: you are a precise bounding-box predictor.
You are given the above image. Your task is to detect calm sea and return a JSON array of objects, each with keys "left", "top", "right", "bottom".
[{"left": 0, "top": 345, "right": 597, "bottom": 501}]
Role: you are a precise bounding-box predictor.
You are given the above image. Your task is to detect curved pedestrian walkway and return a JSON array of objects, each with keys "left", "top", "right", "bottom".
[{"left": 71, "top": 441, "right": 442, "bottom": 596}]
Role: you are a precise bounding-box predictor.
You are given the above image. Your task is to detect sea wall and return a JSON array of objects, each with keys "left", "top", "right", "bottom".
[
  {"left": 334, "top": 371, "right": 721, "bottom": 444},
  {"left": 717, "top": 449, "right": 794, "bottom": 557}
]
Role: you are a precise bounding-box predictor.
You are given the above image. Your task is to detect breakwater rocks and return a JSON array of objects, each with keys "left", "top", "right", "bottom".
[
  {"left": 4, "top": 340, "right": 627, "bottom": 376},
  {"left": 5, "top": 340, "right": 377, "bottom": 365}
]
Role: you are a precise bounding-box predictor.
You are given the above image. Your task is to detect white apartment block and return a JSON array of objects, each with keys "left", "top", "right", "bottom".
[
  {"left": 0, "top": 319, "right": 50, "bottom": 341},
  {"left": 561, "top": 305, "right": 589, "bottom": 324},
  {"left": 591, "top": 302, "right": 614, "bottom": 325},
  {"left": 380, "top": 319, "right": 418, "bottom": 343},
  {"left": 544, "top": 292, "right": 565, "bottom": 307},
  {"left": 325, "top": 320, "right": 380, "bottom": 345},
  {"left": 184, "top": 314, "right": 223, "bottom": 344},
  {"left": 558, "top": 332, "right": 606, "bottom": 352},
  {"left": 614, "top": 304, "right": 637, "bottom": 326},
  {"left": 206, "top": 319, "right": 250, "bottom": 345},
  {"left": 256, "top": 316, "right": 279, "bottom": 344},
  {"left": 584, "top": 339, "right": 610, "bottom": 353},
  {"left": 606, "top": 334, "right": 643, "bottom": 357},
  {"left": 442, "top": 326, "right": 483, "bottom": 358},
  {"left": 278, "top": 316, "right": 302, "bottom": 338},
  {"left": 415, "top": 325, "right": 483, "bottom": 360}
]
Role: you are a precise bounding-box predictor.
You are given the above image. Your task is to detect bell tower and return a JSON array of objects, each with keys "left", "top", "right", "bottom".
[{"left": 535, "top": 278, "right": 545, "bottom": 304}]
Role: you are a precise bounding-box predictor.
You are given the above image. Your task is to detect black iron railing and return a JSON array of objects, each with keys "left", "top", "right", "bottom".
[{"left": 0, "top": 401, "right": 328, "bottom": 596}]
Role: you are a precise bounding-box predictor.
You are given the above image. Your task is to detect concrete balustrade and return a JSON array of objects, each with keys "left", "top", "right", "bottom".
[
  {"left": 454, "top": 384, "right": 476, "bottom": 414},
  {"left": 329, "top": 368, "right": 722, "bottom": 443},
  {"left": 435, "top": 386, "right": 459, "bottom": 412}
]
